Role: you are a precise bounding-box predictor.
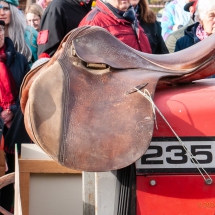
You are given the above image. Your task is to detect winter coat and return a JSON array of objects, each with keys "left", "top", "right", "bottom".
[
  {"left": 3, "top": 37, "right": 31, "bottom": 154},
  {"left": 4, "top": 37, "right": 29, "bottom": 94},
  {"left": 79, "top": 0, "right": 152, "bottom": 53},
  {"left": 175, "top": 22, "right": 200, "bottom": 52},
  {"left": 37, "top": 0, "right": 92, "bottom": 58},
  {"left": 139, "top": 19, "right": 169, "bottom": 54}
]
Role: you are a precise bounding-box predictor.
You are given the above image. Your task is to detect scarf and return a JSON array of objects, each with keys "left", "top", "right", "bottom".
[
  {"left": 0, "top": 45, "right": 17, "bottom": 110},
  {"left": 118, "top": 5, "right": 140, "bottom": 38},
  {"left": 101, "top": 1, "right": 141, "bottom": 41},
  {"left": 196, "top": 24, "right": 209, "bottom": 41}
]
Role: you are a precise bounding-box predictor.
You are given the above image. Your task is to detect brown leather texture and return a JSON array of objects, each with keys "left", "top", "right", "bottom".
[
  {"left": 20, "top": 26, "right": 215, "bottom": 171},
  {"left": 24, "top": 61, "right": 64, "bottom": 160}
]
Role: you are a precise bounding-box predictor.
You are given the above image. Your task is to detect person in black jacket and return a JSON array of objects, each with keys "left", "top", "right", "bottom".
[
  {"left": 130, "top": 0, "right": 169, "bottom": 54},
  {"left": 0, "top": 20, "right": 31, "bottom": 213},
  {"left": 174, "top": 22, "right": 199, "bottom": 52},
  {"left": 175, "top": 0, "right": 215, "bottom": 52},
  {"left": 37, "top": 0, "right": 93, "bottom": 58}
]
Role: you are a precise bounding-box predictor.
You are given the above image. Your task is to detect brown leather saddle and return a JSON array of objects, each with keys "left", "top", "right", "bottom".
[{"left": 20, "top": 26, "right": 215, "bottom": 172}]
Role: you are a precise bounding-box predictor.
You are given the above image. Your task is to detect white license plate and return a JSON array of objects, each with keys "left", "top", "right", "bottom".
[{"left": 136, "top": 141, "right": 215, "bottom": 173}]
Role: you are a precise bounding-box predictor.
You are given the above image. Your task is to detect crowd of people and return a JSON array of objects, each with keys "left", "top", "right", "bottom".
[
  {"left": 0, "top": 0, "right": 214, "bottom": 213},
  {"left": 162, "top": 0, "right": 215, "bottom": 53}
]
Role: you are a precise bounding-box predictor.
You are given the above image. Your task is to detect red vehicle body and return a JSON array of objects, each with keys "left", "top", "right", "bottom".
[{"left": 136, "top": 79, "right": 215, "bottom": 215}]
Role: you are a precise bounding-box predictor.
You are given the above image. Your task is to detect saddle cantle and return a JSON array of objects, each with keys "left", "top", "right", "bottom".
[{"left": 20, "top": 26, "right": 215, "bottom": 171}]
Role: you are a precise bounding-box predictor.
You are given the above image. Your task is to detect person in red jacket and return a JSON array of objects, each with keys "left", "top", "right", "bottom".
[{"left": 79, "top": 0, "right": 152, "bottom": 53}]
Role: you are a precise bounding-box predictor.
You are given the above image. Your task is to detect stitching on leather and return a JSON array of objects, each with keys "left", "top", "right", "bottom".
[
  {"left": 58, "top": 60, "right": 68, "bottom": 164},
  {"left": 57, "top": 27, "right": 91, "bottom": 165}
]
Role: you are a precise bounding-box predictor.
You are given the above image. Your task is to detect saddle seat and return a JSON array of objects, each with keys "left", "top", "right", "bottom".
[{"left": 73, "top": 26, "right": 215, "bottom": 72}]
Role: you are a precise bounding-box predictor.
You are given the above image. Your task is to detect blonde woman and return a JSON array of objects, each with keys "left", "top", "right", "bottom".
[{"left": 25, "top": 3, "right": 43, "bottom": 31}]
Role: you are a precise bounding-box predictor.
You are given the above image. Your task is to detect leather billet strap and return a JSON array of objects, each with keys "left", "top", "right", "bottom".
[
  {"left": 0, "top": 206, "right": 13, "bottom": 215},
  {"left": 0, "top": 172, "right": 15, "bottom": 189},
  {"left": 0, "top": 173, "right": 14, "bottom": 214}
]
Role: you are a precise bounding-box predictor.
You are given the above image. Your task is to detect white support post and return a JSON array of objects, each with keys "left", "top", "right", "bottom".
[{"left": 83, "top": 171, "right": 120, "bottom": 215}]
